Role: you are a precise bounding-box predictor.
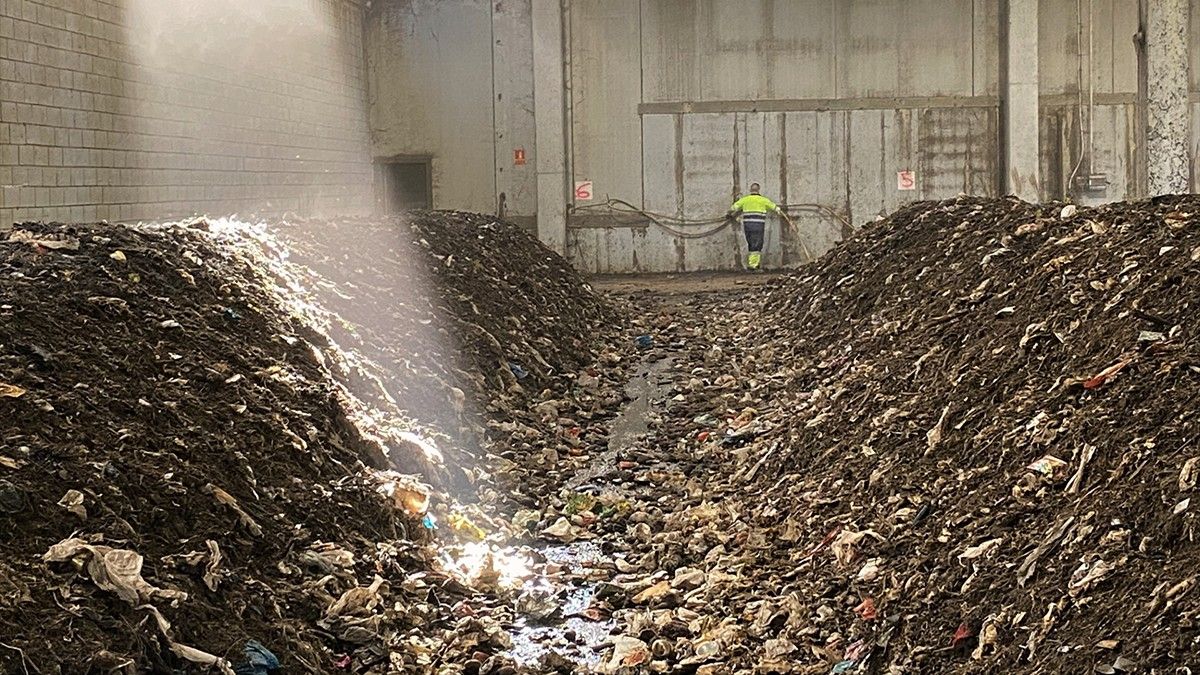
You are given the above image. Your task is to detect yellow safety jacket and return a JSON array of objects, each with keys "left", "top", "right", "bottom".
[{"left": 730, "top": 194, "right": 778, "bottom": 214}]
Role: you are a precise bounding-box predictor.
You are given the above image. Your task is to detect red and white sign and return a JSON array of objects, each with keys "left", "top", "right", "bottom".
[
  {"left": 574, "top": 180, "right": 594, "bottom": 201},
  {"left": 513, "top": 148, "right": 527, "bottom": 166},
  {"left": 897, "top": 170, "right": 917, "bottom": 191}
]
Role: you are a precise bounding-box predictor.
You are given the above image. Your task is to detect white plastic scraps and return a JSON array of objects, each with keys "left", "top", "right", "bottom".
[
  {"left": 43, "top": 538, "right": 188, "bottom": 606},
  {"left": 6, "top": 229, "right": 81, "bottom": 251},
  {"left": 1027, "top": 454, "right": 1069, "bottom": 481},
  {"left": 305, "top": 542, "right": 356, "bottom": 572},
  {"left": 57, "top": 489, "right": 87, "bottom": 520},
  {"left": 202, "top": 540, "right": 223, "bottom": 592},
  {"left": 926, "top": 405, "right": 951, "bottom": 450},
  {"left": 326, "top": 575, "right": 387, "bottom": 619},
  {"left": 959, "top": 538, "right": 1003, "bottom": 563},
  {"left": 856, "top": 558, "right": 882, "bottom": 583},
  {"left": 1180, "top": 457, "right": 1200, "bottom": 492},
  {"left": 163, "top": 540, "right": 223, "bottom": 591},
  {"left": 600, "top": 636, "right": 650, "bottom": 673},
  {"left": 1069, "top": 556, "right": 1125, "bottom": 598},
  {"left": 541, "top": 516, "right": 582, "bottom": 543},
  {"left": 140, "top": 604, "right": 235, "bottom": 675}
]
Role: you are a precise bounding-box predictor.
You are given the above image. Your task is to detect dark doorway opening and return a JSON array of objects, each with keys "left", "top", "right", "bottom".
[{"left": 380, "top": 158, "right": 432, "bottom": 212}]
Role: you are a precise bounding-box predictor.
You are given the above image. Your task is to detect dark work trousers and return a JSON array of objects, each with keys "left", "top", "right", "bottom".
[{"left": 742, "top": 214, "right": 767, "bottom": 252}]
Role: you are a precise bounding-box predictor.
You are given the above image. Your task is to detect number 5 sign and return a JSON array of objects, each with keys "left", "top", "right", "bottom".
[
  {"left": 574, "top": 181, "right": 594, "bottom": 201},
  {"left": 897, "top": 170, "right": 917, "bottom": 191}
]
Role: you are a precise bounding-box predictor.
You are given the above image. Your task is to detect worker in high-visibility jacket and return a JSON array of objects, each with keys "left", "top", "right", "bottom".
[{"left": 726, "top": 183, "right": 792, "bottom": 270}]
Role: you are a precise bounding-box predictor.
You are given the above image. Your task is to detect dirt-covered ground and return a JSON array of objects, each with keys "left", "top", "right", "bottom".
[{"left": 3, "top": 196, "right": 1200, "bottom": 674}]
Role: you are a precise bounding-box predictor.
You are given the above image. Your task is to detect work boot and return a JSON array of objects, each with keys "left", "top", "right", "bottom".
[{"left": 747, "top": 252, "right": 762, "bottom": 270}]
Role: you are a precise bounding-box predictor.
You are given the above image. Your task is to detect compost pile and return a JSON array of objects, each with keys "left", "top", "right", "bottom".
[
  {"left": 260, "top": 212, "right": 621, "bottom": 491},
  {"left": 0, "top": 212, "right": 622, "bottom": 674},
  {"left": 592, "top": 196, "right": 1200, "bottom": 674}
]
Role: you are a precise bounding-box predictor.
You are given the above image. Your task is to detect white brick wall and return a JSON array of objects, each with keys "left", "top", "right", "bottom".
[{"left": 0, "top": 0, "right": 374, "bottom": 226}]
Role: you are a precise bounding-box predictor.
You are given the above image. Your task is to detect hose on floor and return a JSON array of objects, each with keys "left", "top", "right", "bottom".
[
  {"left": 570, "top": 199, "right": 731, "bottom": 239},
  {"left": 569, "top": 198, "right": 851, "bottom": 247}
]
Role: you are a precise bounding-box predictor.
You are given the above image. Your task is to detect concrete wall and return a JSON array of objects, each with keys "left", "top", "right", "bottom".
[
  {"left": 363, "top": 0, "right": 1200, "bottom": 274},
  {"left": 568, "top": 0, "right": 1001, "bottom": 273},
  {"left": 1038, "top": 0, "right": 1141, "bottom": 203},
  {"left": 5, "top": 1, "right": 1189, "bottom": 267},
  {"left": 0, "top": 0, "right": 375, "bottom": 226},
  {"left": 361, "top": 0, "right": 1003, "bottom": 267},
  {"left": 366, "top": 0, "right": 537, "bottom": 224}
]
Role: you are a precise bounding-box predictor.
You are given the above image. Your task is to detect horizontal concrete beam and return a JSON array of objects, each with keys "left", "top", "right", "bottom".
[
  {"left": 1040, "top": 93, "right": 1139, "bottom": 106},
  {"left": 639, "top": 93, "right": 1200, "bottom": 116},
  {"left": 638, "top": 96, "right": 1000, "bottom": 115},
  {"left": 1039, "top": 92, "right": 1200, "bottom": 106}
]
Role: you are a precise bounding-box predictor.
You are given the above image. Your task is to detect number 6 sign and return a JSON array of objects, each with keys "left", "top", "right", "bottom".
[{"left": 574, "top": 181, "right": 594, "bottom": 201}]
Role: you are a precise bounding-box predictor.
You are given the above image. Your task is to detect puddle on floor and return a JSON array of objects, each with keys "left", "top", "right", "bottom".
[
  {"left": 569, "top": 355, "right": 674, "bottom": 493},
  {"left": 506, "top": 356, "right": 674, "bottom": 671},
  {"left": 507, "top": 542, "right": 615, "bottom": 669}
]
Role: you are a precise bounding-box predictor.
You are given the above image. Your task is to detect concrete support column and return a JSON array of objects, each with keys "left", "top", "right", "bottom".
[
  {"left": 532, "top": 0, "right": 567, "bottom": 254},
  {"left": 1146, "top": 0, "right": 1191, "bottom": 195},
  {"left": 1003, "top": 0, "right": 1041, "bottom": 202}
]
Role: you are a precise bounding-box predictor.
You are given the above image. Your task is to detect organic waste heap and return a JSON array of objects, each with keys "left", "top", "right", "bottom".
[
  {"left": 620, "top": 195, "right": 1200, "bottom": 673},
  {"left": 0, "top": 212, "right": 620, "bottom": 673},
  {"left": 260, "top": 212, "right": 620, "bottom": 490}
]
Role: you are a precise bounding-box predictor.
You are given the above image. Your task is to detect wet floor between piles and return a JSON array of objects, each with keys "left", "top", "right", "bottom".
[{"left": 506, "top": 355, "right": 675, "bottom": 670}]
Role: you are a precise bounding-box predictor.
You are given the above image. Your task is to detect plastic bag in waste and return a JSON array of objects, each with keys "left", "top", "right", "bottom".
[
  {"left": 44, "top": 537, "right": 187, "bottom": 606},
  {"left": 326, "top": 575, "right": 386, "bottom": 618},
  {"left": 233, "top": 640, "right": 281, "bottom": 675}
]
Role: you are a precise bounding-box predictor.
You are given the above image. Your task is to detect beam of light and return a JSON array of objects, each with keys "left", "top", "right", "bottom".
[
  {"left": 124, "top": 0, "right": 367, "bottom": 220},
  {"left": 147, "top": 215, "right": 481, "bottom": 481},
  {"left": 151, "top": 216, "right": 506, "bottom": 602},
  {"left": 122, "top": 0, "right": 482, "bottom": 468},
  {"left": 118, "top": 1, "right": 547, "bottom": 644}
]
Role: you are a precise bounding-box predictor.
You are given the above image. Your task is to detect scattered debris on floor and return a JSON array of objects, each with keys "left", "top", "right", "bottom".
[{"left": 4, "top": 194, "right": 1200, "bottom": 674}]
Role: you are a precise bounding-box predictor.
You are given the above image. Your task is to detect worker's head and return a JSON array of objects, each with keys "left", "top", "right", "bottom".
[{"left": 749, "top": 183, "right": 761, "bottom": 194}]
